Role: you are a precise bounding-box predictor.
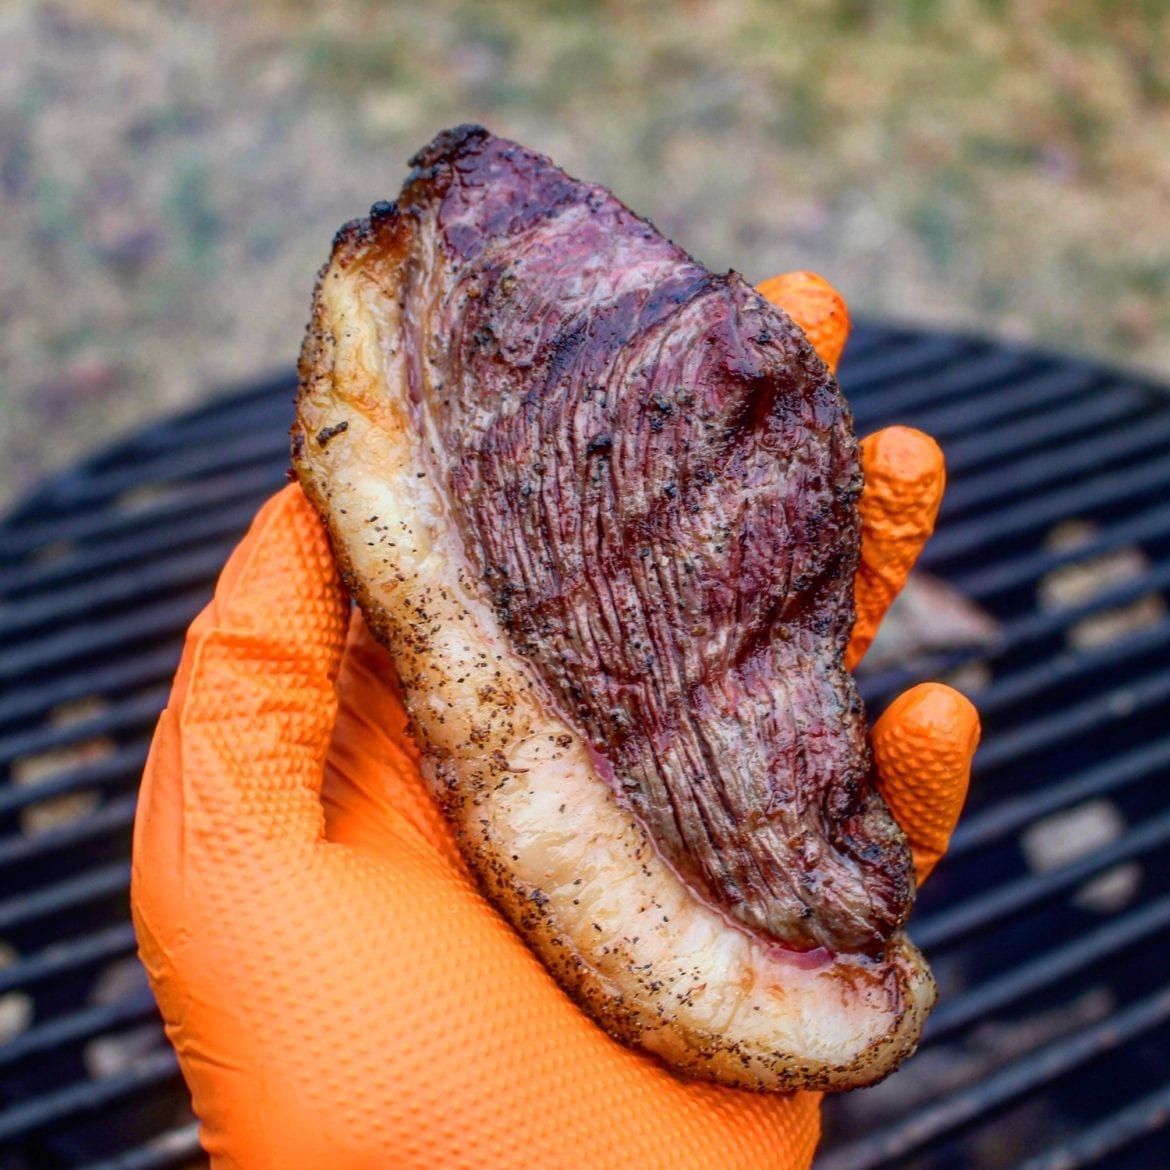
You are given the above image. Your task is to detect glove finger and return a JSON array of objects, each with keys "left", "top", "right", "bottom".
[
  {"left": 322, "top": 609, "right": 468, "bottom": 873},
  {"left": 755, "top": 270, "right": 850, "bottom": 373},
  {"left": 872, "top": 682, "right": 980, "bottom": 885},
  {"left": 137, "top": 484, "right": 348, "bottom": 869},
  {"left": 847, "top": 426, "right": 946, "bottom": 671}
]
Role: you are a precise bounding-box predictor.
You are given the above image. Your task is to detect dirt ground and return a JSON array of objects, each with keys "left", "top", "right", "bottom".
[{"left": 2, "top": 0, "right": 1168, "bottom": 512}]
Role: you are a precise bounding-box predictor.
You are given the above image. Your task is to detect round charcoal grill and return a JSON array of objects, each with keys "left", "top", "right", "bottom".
[{"left": 1, "top": 326, "right": 1169, "bottom": 1169}]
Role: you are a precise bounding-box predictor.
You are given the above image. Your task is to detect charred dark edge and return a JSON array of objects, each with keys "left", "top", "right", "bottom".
[{"left": 407, "top": 122, "right": 491, "bottom": 174}]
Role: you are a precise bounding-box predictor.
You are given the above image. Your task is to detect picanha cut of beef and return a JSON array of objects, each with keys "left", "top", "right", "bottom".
[{"left": 293, "top": 125, "right": 935, "bottom": 1090}]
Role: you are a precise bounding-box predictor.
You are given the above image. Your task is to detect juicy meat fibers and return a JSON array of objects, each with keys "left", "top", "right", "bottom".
[{"left": 362, "top": 126, "right": 913, "bottom": 953}]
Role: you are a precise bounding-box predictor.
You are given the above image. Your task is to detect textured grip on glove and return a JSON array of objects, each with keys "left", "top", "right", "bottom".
[{"left": 131, "top": 272, "right": 979, "bottom": 1170}]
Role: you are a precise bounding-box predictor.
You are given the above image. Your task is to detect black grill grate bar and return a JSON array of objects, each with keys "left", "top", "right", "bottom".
[
  {"left": 957, "top": 499, "right": 1170, "bottom": 603},
  {"left": 132, "top": 370, "right": 292, "bottom": 429},
  {"left": 0, "top": 650, "right": 177, "bottom": 739},
  {"left": 856, "top": 585, "right": 1170, "bottom": 715},
  {"left": 923, "top": 453, "right": 1170, "bottom": 566},
  {"left": 20, "top": 430, "right": 290, "bottom": 521},
  {"left": 834, "top": 329, "right": 883, "bottom": 361},
  {"left": 0, "top": 462, "right": 280, "bottom": 567},
  {"left": 851, "top": 355, "right": 1102, "bottom": 438},
  {"left": 0, "top": 649, "right": 180, "bottom": 737},
  {"left": 848, "top": 346, "right": 1034, "bottom": 425},
  {"left": 0, "top": 986, "right": 158, "bottom": 1070},
  {"left": 970, "top": 664, "right": 1170, "bottom": 777},
  {"left": 923, "top": 892, "right": 1170, "bottom": 1044},
  {"left": 948, "top": 737, "right": 1170, "bottom": 859},
  {"left": 0, "top": 590, "right": 209, "bottom": 685},
  {"left": 835, "top": 323, "right": 909, "bottom": 361},
  {"left": 971, "top": 620, "right": 1170, "bottom": 722},
  {"left": 0, "top": 795, "right": 136, "bottom": 873},
  {"left": 0, "top": 490, "right": 265, "bottom": 600},
  {"left": 0, "top": 861, "right": 130, "bottom": 934},
  {"left": 0, "top": 743, "right": 148, "bottom": 818},
  {"left": 979, "top": 561, "right": 1170, "bottom": 661},
  {"left": 0, "top": 545, "right": 232, "bottom": 643},
  {"left": 836, "top": 335, "right": 974, "bottom": 398},
  {"left": 857, "top": 363, "right": 1102, "bottom": 444},
  {"left": 77, "top": 1122, "right": 203, "bottom": 1170},
  {"left": 941, "top": 389, "right": 1144, "bottom": 479},
  {"left": 816, "top": 987, "right": 1170, "bottom": 1170},
  {"left": 0, "top": 1047, "right": 180, "bottom": 1146},
  {"left": 0, "top": 923, "right": 137, "bottom": 997},
  {"left": 0, "top": 689, "right": 168, "bottom": 768},
  {"left": 939, "top": 410, "right": 1170, "bottom": 521},
  {"left": 1012, "top": 1082, "right": 1170, "bottom": 1170},
  {"left": 913, "top": 804, "right": 1170, "bottom": 953}
]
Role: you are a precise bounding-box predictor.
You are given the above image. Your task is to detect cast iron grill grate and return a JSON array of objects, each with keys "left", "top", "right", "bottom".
[{"left": 1, "top": 326, "right": 1168, "bottom": 1169}]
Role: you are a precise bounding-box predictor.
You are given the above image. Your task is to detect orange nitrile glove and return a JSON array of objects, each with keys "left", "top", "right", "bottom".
[{"left": 131, "top": 274, "right": 980, "bottom": 1170}]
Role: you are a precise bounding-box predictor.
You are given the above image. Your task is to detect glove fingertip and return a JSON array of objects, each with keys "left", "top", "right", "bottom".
[
  {"left": 849, "top": 427, "right": 948, "bottom": 671},
  {"left": 872, "top": 682, "right": 979, "bottom": 886},
  {"left": 755, "top": 270, "right": 850, "bottom": 374},
  {"left": 861, "top": 425, "right": 943, "bottom": 476},
  {"left": 858, "top": 427, "right": 946, "bottom": 531}
]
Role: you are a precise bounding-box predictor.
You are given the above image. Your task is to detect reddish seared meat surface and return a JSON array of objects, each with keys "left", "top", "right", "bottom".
[{"left": 369, "top": 125, "right": 912, "bottom": 953}]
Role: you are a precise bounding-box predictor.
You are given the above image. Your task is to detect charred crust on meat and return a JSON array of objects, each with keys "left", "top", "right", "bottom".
[
  {"left": 369, "top": 199, "right": 398, "bottom": 227},
  {"left": 330, "top": 216, "right": 369, "bottom": 254},
  {"left": 314, "top": 420, "right": 349, "bottom": 448},
  {"left": 408, "top": 123, "right": 491, "bottom": 172}
]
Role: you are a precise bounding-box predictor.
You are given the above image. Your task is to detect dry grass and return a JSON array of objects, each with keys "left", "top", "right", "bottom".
[{"left": 2, "top": 0, "right": 1168, "bottom": 509}]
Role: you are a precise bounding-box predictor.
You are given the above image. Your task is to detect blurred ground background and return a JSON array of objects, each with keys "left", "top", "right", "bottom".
[{"left": 2, "top": 0, "right": 1168, "bottom": 512}]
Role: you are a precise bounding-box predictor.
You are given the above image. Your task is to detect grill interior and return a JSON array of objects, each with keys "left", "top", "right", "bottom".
[{"left": 1, "top": 325, "right": 1169, "bottom": 1168}]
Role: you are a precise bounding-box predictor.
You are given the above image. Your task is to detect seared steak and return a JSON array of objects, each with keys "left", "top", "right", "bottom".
[
  {"left": 293, "top": 126, "right": 933, "bottom": 1089},
  {"left": 376, "top": 125, "right": 910, "bottom": 951}
]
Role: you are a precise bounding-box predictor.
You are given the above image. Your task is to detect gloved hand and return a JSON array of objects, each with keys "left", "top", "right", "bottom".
[{"left": 132, "top": 274, "right": 980, "bottom": 1170}]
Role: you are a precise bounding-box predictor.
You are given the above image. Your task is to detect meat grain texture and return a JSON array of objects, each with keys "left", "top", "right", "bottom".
[{"left": 293, "top": 125, "right": 935, "bottom": 1090}]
